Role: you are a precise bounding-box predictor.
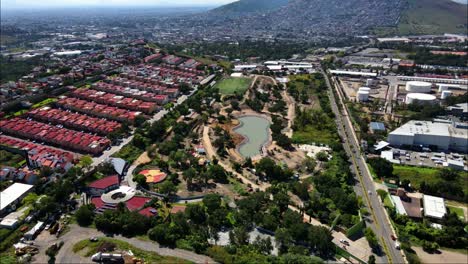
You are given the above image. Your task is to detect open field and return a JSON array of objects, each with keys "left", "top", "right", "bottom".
[
  {"left": 215, "top": 77, "right": 251, "bottom": 95},
  {"left": 393, "top": 164, "right": 468, "bottom": 196},
  {"left": 292, "top": 126, "right": 337, "bottom": 145}
]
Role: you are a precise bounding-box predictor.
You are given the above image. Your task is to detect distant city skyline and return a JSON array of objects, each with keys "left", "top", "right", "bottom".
[{"left": 2, "top": 0, "right": 237, "bottom": 9}]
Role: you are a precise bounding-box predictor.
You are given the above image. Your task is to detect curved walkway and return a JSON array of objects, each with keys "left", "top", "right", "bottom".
[{"left": 48, "top": 225, "right": 215, "bottom": 264}]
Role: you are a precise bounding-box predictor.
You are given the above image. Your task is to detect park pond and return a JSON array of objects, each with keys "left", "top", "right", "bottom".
[{"left": 234, "top": 115, "right": 271, "bottom": 158}]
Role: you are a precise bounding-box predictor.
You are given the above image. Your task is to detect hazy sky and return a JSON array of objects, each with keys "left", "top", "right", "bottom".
[{"left": 2, "top": 0, "right": 237, "bottom": 8}]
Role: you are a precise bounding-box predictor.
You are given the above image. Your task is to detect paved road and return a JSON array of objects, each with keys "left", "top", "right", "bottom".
[
  {"left": 324, "top": 70, "right": 405, "bottom": 264},
  {"left": 33, "top": 224, "right": 215, "bottom": 264}
]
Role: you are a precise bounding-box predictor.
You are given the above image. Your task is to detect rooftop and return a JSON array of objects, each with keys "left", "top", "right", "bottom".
[
  {"left": 423, "top": 195, "right": 447, "bottom": 219},
  {"left": 390, "top": 121, "right": 452, "bottom": 137},
  {"left": 88, "top": 175, "right": 119, "bottom": 190},
  {"left": 0, "top": 183, "right": 34, "bottom": 211}
]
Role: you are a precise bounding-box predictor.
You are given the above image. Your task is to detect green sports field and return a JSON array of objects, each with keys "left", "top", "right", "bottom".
[{"left": 215, "top": 77, "right": 252, "bottom": 95}]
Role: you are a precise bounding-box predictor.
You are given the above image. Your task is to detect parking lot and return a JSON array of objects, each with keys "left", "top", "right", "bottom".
[{"left": 389, "top": 148, "right": 467, "bottom": 169}]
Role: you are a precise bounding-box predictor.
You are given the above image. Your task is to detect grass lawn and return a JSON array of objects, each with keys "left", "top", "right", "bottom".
[
  {"left": 292, "top": 125, "right": 337, "bottom": 145},
  {"left": 393, "top": 164, "right": 468, "bottom": 195},
  {"left": 447, "top": 206, "right": 465, "bottom": 220},
  {"left": 215, "top": 77, "right": 251, "bottom": 95},
  {"left": 384, "top": 194, "right": 394, "bottom": 209},
  {"left": 32, "top": 98, "right": 57, "bottom": 109},
  {"left": 73, "top": 238, "right": 191, "bottom": 264},
  {"left": 112, "top": 144, "right": 144, "bottom": 164},
  {"left": 393, "top": 165, "right": 440, "bottom": 188}
]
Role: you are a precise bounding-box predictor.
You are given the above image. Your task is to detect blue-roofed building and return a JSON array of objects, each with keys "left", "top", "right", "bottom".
[{"left": 370, "top": 122, "right": 386, "bottom": 132}]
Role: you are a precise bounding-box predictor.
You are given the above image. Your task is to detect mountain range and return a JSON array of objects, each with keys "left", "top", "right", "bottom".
[{"left": 205, "top": 0, "right": 467, "bottom": 36}]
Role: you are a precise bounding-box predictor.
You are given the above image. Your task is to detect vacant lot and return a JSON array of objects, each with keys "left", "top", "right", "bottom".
[
  {"left": 215, "top": 77, "right": 251, "bottom": 95},
  {"left": 393, "top": 165, "right": 468, "bottom": 195}
]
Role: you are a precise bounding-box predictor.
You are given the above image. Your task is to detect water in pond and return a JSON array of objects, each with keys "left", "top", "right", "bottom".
[{"left": 234, "top": 116, "right": 270, "bottom": 158}]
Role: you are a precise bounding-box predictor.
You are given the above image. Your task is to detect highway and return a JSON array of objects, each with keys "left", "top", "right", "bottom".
[{"left": 322, "top": 69, "right": 405, "bottom": 264}]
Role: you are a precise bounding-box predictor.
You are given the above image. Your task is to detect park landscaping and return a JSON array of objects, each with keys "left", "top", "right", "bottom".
[{"left": 215, "top": 77, "right": 251, "bottom": 95}]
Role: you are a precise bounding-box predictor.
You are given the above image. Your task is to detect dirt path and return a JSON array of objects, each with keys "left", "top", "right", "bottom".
[
  {"left": 413, "top": 247, "right": 468, "bottom": 264},
  {"left": 282, "top": 90, "right": 296, "bottom": 138}
]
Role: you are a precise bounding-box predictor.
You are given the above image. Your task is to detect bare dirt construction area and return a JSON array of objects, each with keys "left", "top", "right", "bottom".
[
  {"left": 134, "top": 151, "right": 151, "bottom": 165},
  {"left": 266, "top": 143, "right": 307, "bottom": 170},
  {"left": 413, "top": 247, "right": 468, "bottom": 264}
]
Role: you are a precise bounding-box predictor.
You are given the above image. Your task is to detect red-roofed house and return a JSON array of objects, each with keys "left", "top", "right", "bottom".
[
  {"left": 138, "top": 207, "right": 158, "bottom": 217},
  {"left": 125, "top": 196, "right": 150, "bottom": 211},
  {"left": 88, "top": 175, "right": 120, "bottom": 196}
]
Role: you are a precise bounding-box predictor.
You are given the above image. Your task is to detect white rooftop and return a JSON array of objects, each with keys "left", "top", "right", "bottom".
[
  {"left": 390, "top": 121, "right": 451, "bottom": 137},
  {"left": 329, "top": 70, "right": 377, "bottom": 77},
  {"left": 0, "top": 183, "right": 34, "bottom": 211},
  {"left": 423, "top": 195, "right": 447, "bottom": 219},
  {"left": 391, "top": 196, "right": 407, "bottom": 216}
]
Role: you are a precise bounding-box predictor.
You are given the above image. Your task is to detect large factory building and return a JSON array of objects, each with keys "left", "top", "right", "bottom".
[{"left": 388, "top": 121, "right": 468, "bottom": 153}]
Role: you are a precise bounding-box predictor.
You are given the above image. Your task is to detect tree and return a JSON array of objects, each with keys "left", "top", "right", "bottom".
[
  {"left": 438, "top": 168, "right": 459, "bottom": 181},
  {"left": 185, "top": 204, "right": 206, "bottom": 225},
  {"left": 79, "top": 155, "right": 93, "bottom": 169},
  {"left": 368, "top": 157, "right": 393, "bottom": 179},
  {"left": 368, "top": 255, "right": 376, "bottom": 264},
  {"left": 376, "top": 189, "right": 388, "bottom": 202},
  {"left": 75, "top": 204, "right": 95, "bottom": 226},
  {"left": 275, "top": 228, "right": 294, "bottom": 253},
  {"left": 203, "top": 194, "right": 222, "bottom": 212},
  {"left": 208, "top": 164, "right": 228, "bottom": 183},
  {"left": 252, "top": 236, "right": 273, "bottom": 255},
  {"left": 316, "top": 151, "right": 329, "bottom": 162},
  {"left": 422, "top": 240, "right": 439, "bottom": 253},
  {"left": 158, "top": 181, "right": 177, "bottom": 196},
  {"left": 229, "top": 227, "right": 249, "bottom": 246},
  {"left": 364, "top": 228, "right": 379, "bottom": 249},
  {"left": 183, "top": 168, "right": 197, "bottom": 187},
  {"left": 133, "top": 174, "right": 148, "bottom": 189},
  {"left": 302, "top": 157, "right": 317, "bottom": 173}
]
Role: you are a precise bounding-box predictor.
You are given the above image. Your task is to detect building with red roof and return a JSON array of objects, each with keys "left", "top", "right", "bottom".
[
  {"left": 125, "top": 196, "right": 151, "bottom": 211},
  {"left": 0, "top": 118, "right": 111, "bottom": 155},
  {"left": 138, "top": 207, "right": 158, "bottom": 217},
  {"left": 88, "top": 175, "right": 120, "bottom": 196}
]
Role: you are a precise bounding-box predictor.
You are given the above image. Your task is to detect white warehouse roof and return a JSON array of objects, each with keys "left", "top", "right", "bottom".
[
  {"left": 329, "top": 70, "right": 377, "bottom": 77},
  {"left": 423, "top": 195, "right": 447, "bottom": 219},
  {"left": 0, "top": 183, "right": 34, "bottom": 211},
  {"left": 390, "top": 121, "right": 450, "bottom": 137}
]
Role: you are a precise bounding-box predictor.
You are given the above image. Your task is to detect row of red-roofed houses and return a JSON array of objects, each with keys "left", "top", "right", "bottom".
[
  {"left": 28, "top": 107, "right": 122, "bottom": 136},
  {"left": 0, "top": 118, "right": 110, "bottom": 155},
  {"left": 92, "top": 82, "right": 170, "bottom": 105},
  {"left": 106, "top": 77, "right": 180, "bottom": 98},
  {"left": 70, "top": 88, "right": 159, "bottom": 114},
  {"left": 121, "top": 64, "right": 203, "bottom": 83},
  {"left": 56, "top": 97, "right": 141, "bottom": 124},
  {"left": 0, "top": 136, "right": 75, "bottom": 171}
]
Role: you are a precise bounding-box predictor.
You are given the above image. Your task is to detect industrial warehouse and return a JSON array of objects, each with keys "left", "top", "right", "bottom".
[{"left": 388, "top": 120, "right": 468, "bottom": 153}]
